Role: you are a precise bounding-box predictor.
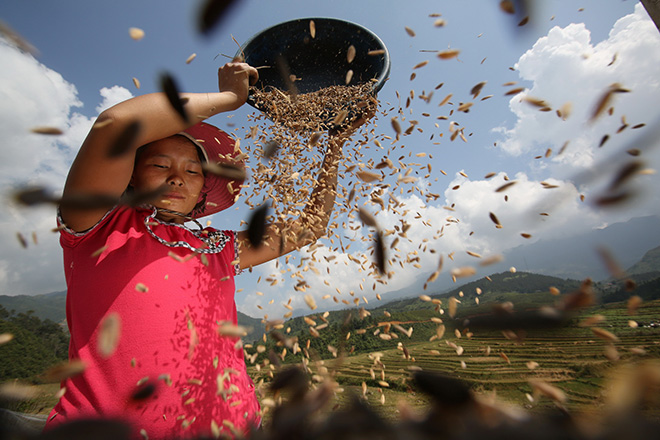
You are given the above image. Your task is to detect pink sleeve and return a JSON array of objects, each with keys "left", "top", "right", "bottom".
[{"left": 57, "top": 207, "right": 119, "bottom": 248}]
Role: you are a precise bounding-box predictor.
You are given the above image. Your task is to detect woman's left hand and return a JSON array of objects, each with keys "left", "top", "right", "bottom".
[{"left": 217, "top": 62, "right": 259, "bottom": 110}]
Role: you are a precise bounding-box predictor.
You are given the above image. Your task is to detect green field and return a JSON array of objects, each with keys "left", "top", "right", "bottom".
[
  {"left": 8, "top": 299, "right": 660, "bottom": 427},
  {"left": 249, "top": 299, "right": 660, "bottom": 421}
]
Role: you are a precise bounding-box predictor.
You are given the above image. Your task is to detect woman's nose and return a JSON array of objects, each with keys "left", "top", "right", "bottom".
[{"left": 167, "top": 173, "right": 184, "bottom": 186}]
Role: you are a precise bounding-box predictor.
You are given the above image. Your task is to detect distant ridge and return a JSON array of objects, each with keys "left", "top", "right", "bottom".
[
  {"left": 626, "top": 245, "right": 660, "bottom": 277},
  {"left": 0, "top": 291, "right": 67, "bottom": 323},
  {"left": 0, "top": 291, "right": 265, "bottom": 342},
  {"left": 497, "top": 215, "right": 660, "bottom": 281}
]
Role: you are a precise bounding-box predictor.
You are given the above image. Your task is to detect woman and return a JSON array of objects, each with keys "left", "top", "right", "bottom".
[{"left": 45, "top": 62, "right": 368, "bottom": 439}]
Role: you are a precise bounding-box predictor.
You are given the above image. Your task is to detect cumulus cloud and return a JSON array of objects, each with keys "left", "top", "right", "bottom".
[
  {"left": 96, "top": 86, "right": 134, "bottom": 114},
  {"left": 0, "top": 39, "right": 133, "bottom": 296},
  {"left": 496, "top": 4, "right": 660, "bottom": 171},
  {"left": 236, "top": 5, "right": 660, "bottom": 318}
]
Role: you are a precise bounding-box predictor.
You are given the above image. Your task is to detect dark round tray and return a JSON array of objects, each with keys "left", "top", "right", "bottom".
[{"left": 236, "top": 17, "right": 390, "bottom": 111}]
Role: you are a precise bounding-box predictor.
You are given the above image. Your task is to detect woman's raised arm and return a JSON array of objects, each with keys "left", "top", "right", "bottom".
[
  {"left": 237, "top": 111, "right": 373, "bottom": 269},
  {"left": 60, "top": 62, "right": 257, "bottom": 232}
]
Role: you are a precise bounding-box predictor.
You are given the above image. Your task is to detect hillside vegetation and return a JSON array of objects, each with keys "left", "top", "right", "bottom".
[{"left": 0, "top": 306, "right": 69, "bottom": 381}]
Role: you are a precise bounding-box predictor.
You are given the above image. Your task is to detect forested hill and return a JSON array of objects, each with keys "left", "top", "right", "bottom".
[
  {"left": 625, "top": 244, "right": 660, "bottom": 278},
  {"left": 0, "top": 290, "right": 265, "bottom": 344},
  {"left": 0, "top": 305, "right": 69, "bottom": 381},
  {"left": 367, "top": 271, "right": 583, "bottom": 315},
  {"left": 0, "top": 291, "right": 67, "bottom": 323}
]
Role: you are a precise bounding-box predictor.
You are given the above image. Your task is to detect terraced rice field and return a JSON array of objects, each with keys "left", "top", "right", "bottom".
[{"left": 251, "top": 300, "right": 660, "bottom": 419}]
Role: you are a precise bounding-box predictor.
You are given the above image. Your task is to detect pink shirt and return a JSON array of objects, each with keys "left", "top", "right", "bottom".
[{"left": 46, "top": 206, "right": 260, "bottom": 439}]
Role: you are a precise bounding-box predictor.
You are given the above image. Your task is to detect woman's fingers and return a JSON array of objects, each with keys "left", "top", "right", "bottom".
[{"left": 218, "top": 62, "right": 259, "bottom": 96}]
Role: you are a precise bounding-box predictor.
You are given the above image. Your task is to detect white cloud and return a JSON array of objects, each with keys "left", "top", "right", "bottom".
[
  {"left": 235, "top": 172, "right": 591, "bottom": 318},
  {"left": 0, "top": 40, "right": 133, "bottom": 296},
  {"left": 497, "top": 4, "right": 660, "bottom": 171},
  {"left": 237, "top": 5, "right": 660, "bottom": 318},
  {"left": 96, "top": 86, "right": 134, "bottom": 114}
]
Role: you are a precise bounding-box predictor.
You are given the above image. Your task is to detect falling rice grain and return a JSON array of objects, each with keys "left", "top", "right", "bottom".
[
  {"left": 470, "top": 81, "right": 486, "bottom": 99},
  {"left": 16, "top": 232, "right": 27, "bottom": 249},
  {"left": 627, "top": 295, "right": 642, "bottom": 314},
  {"left": 404, "top": 26, "right": 416, "bottom": 37},
  {"left": 309, "top": 20, "right": 316, "bottom": 38},
  {"left": 132, "top": 77, "right": 141, "bottom": 89},
  {"left": 186, "top": 53, "right": 197, "bottom": 64},
  {"left": 451, "top": 267, "right": 476, "bottom": 279},
  {"left": 304, "top": 294, "right": 317, "bottom": 310},
  {"left": 129, "top": 27, "right": 145, "bottom": 41},
  {"left": 438, "top": 49, "right": 460, "bottom": 60},
  {"left": 374, "top": 231, "right": 386, "bottom": 275},
  {"left": 135, "top": 283, "right": 149, "bottom": 293},
  {"left": 42, "top": 360, "right": 87, "bottom": 382},
  {"left": 217, "top": 322, "right": 247, "bottom": 337},
  {"left": 529, "top": 379, "right": 566, "bottom": 403},
  {"left": 91, "top": 246, "right": 108, "bottom": 258},
  {"left": 333, "top": 109, "right": 348, "bottom": 126},
  {"left": 439, "top": 94, "right": 452, "bottom": 106},
  {"left": 479, "top": 254, "right": 503, "bottom": 267},
  {"left": 391, "top": 117, "right": 402, "bottom": 135},
  {"left": 495, "top": 181, "right": 517, "bottom": 192},
  {"left": 98, "top": 312, "right": 121, "bottom": 358},
  {"left": 358, "top": 207, "right": 378, "bottom": 228},
  {"left": 523, "top": 96, "right": 548, "bottom": 108},
  {"left": 203, "top": 162, "right": 247, "bottom": 180},
  {"left": 448, "top": 297, "right": 458, "bottom": 318},
  {"left": 347, "top": 45, "right": 356, "bottom": 63},
  {"left": 426, "top": 271, "right": 440, "bottom": 283},
  {"left": 591, "top": 327, "right": 619, "bottom": 342},
  {"left": 505, "top": 87, "right": 525, "bottom": 96},
  {"left": 160, "top": 72, "right": 189, "bottom": 123},
  {"left": 457, "top": 102, "right": 473, "bottom": 112},
  {"left": 356, "top": 170, "right": 382, "bottom": 183},
  {"left": 499, "top": 0, "right": 515, "bottom": 13},
  {"left": 247, "top": 204, "right": 268, "bottom": 248},
  {"left": 590, "top": 83, "right": 630, "bottom": 123},
  {"left": 0, "top": 382, "right": 38, "bottom": 400},
  {"left": 30, "top": 126, "right": 64, "bottom": 135},
  {"left": 345, "top": 70, "right": 353, "bottom": 85}
]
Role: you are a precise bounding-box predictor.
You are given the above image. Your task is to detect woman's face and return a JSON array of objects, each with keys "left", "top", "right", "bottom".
[{"left": 132, "top": 136, "right": 205, "bottom": 221}]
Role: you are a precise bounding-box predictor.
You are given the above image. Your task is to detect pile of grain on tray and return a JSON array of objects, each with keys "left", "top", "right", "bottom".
[
  {"left": 242, "top": 83, "right": 380, "bottom": 223},
  {"left": 250, "top": 82, "right": 378, "bottom": 133}
]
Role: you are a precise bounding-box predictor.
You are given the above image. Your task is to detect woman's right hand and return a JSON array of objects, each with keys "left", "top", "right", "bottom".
[{"left": 217, "top": 62, "right": 258, "bottom": 110}]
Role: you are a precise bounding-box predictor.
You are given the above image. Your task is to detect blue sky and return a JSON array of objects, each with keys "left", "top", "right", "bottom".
[{"left": 1, "top": 0, "right": 659, "bottom": 319}]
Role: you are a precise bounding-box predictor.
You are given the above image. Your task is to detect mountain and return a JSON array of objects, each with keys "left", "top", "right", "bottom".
[
  {"left": 237, "top": 311, "right": 266, "bottom": 344},
  {"left": 0, "top": 291, "right": 67, "bottom": 323},
  {"left": 490, "top": 215, "right": 660, "bottom": 281},
  {"left": 0, "top": 290, "right": 265, "bottom": 343},
  {"left": 334, "top": 216, "right": 660, "bottom": 305},
  {"left": 626, "top": 245, "right": 660, "bottom": 277}
]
